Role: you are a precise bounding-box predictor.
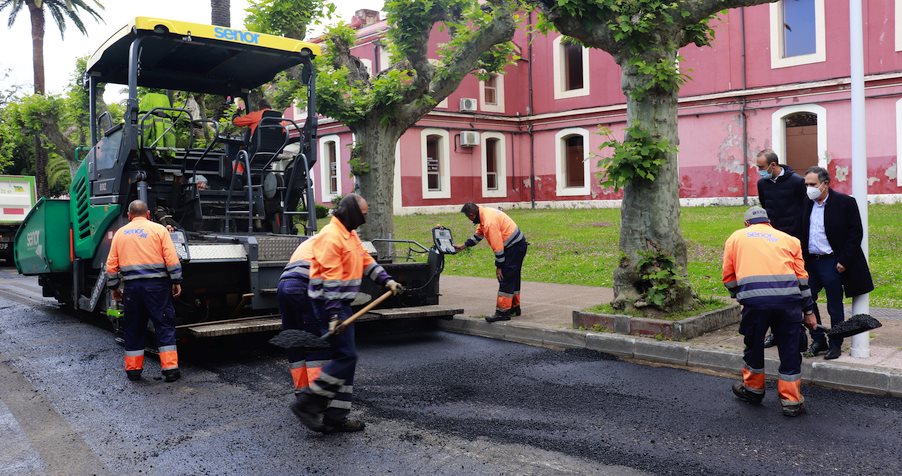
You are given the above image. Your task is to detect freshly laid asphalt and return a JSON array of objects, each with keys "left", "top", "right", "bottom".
[{"left": 1, "top": 269, "right": 902, "bottom": 475}]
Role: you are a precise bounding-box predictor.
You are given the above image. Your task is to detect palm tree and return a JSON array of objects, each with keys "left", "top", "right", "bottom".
[
  {"left": 211, "top": 0, "right": 230, "bottom": 27},
  {"left": 1, "top": 0, "right": 103, "bottom": 197}
]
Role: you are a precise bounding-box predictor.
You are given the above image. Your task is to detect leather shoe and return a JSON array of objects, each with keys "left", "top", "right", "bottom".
[
  {"left": 808, "top": 339, "right": 829, "bottom": 356},
  {"left": 763, "top": 333, "right": 776, "bottom": 348},
  {"left": 824, "top": 347, "right": 841, "bottom": 360},
  {"left": 732, "top": 383, "right": 764, "bottom": 404},
  {"left": 485, "top": 312, "right": 511, "bottom": 323},
  {"left": 126, "top": 370, "right": 142, "bottom": 381},
  {"left": 324, "top": 419, "right": 366, "bottom": 433},
  {"left": 291, "top": 392, "right": 328, "bottom": 432},
  {"left": 511, "top": 306, "right": 522, "bottom": 317}
]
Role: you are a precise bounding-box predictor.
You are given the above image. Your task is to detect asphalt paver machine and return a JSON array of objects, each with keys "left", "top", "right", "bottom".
[{"left": 14, "top": 18, "right": 461, "bottom": 338}]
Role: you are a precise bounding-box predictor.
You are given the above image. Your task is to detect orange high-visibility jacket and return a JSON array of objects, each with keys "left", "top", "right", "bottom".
[
  {"left": 280, "top": 236, "right": 317, "bottom": 282},
  {"left": 464, "top": 207, "right": 525, "bottom": 268},
  {"left": 106, "top": 216, "right": 182, "bottom": 288},
  {"left": 232, "top": 108, "right": 271, "bottom": 137},
  {"left": 722, "top": 223, "right": 814, "bottom": 312},
  {"left": 307, "top": 217, "right": 391, "bottom": 315}
]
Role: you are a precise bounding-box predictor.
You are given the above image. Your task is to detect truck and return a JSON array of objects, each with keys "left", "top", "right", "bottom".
[
  {"left": 0, "top": 175, "right": 36, "bottom": 265},
  {"left": 14, "top": 17, "right": 460, "bottom": 338}
]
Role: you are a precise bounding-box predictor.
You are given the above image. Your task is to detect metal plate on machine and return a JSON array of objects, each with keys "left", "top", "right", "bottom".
[
  {"left": 256, "top": 235, "right": 305, "bottom": 262},
  {"left": 186, "top": 244, "right": 247, "bottom": 262}
]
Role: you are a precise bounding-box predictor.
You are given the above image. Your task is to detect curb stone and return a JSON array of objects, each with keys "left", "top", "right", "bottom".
[{"left": 438, "top": 316, "right": 900, "bottom": 397}]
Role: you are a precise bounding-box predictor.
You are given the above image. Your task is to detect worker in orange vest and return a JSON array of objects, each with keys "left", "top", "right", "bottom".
[
  {"left": 106, "top": 200, "right": 183, "bottom": 382},
  {"left": 722, "top": 206, "right": 817, "bottom": 417},
  {"left": 292, "top": 194, "right": 403, "bottom": 433},
  {"left": 454, "top": 203, "right": 527, "bottom": 322}
]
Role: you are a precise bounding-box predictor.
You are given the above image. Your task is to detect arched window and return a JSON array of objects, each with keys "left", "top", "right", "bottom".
[
  {"left": 771, "top": 105, "right": 827, "bottom": 170},
  {"left": 319, "top": 135, "right": 341, "bottom": 199},
  {"left": 555, "top": 128, "right": 590, "bottom": 196},
  {"left": 481, "top": 132, "right": 507, "bottom": 197},
  {"left": 553, "top": 36, "right": 590, "bottom": 99},
  {"left": 421, "top": 129, "right": 451, "bottom": 199}
]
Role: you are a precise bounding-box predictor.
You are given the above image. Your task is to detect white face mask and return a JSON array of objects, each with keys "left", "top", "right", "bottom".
[{"left": 806, "top": 185, "right": 822, "bottom": 201}]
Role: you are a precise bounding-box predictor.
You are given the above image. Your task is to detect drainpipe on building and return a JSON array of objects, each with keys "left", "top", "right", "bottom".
[
  {"left": 740, "top": 7, "right": 749, "bottom": 205},
  {"left": 527, "top": 11, "right": 536, "bottom": 209}
]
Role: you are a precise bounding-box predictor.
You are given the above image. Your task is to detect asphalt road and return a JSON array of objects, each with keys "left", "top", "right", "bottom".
[{"left": 1, "top": 268, "right": 901, "bottom": 475}]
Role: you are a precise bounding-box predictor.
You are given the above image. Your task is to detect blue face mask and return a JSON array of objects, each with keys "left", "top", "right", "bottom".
[{"left": 758, "top": 169, "right": 771, "bottom": 179}]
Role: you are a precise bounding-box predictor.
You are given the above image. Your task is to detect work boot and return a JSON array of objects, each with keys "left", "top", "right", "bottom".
[
  {"left": 126, "top": 370, "right": 143, "bottom": 382},
  {"left": 732, "top": 382, "right": 764, "bottom": 405},
  {"left": 324, "top": 418, "right": 366, "bottom": 433},
  {"left": 162, "top": 369, "right": 181, "bottom": 383},
  {"left": 763, "top": 333, "right": 776, "bottom": 348},
  {"left": 807, "top": 339, "right": 829, "bottom": 356},
  {"left": 485, "top": 311, "right": 511, "bottom": 323},
  {"left": 511, "top": 306, "right": 522, "bottom": 317},
  {"left": 291, "top": 392, "right": 329, "bottom": 432},
  {"left": 782, "top": 403, "right": 806, "bottom": 417}
]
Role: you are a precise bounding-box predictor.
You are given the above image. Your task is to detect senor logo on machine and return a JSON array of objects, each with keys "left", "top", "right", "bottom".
[
  {"left": 214, "top": 27, "right": 260, "bottom": 45},
  {"left": 26, "top": 230, "right": 40, "bottom": 247}
]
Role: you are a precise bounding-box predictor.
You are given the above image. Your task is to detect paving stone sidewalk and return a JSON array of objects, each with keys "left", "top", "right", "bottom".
[{"left": 437, "top": 275, "right": 902, "bottom": 397}]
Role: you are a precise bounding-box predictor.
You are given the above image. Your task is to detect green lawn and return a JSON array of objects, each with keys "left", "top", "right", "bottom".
[{"left": 392, "top": 204, "right": 901, "bottom": 309}]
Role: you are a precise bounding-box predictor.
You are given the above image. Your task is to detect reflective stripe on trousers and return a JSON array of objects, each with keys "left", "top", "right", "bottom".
[{"left": 122, "top": 278, "right": 177, "bottom": 371}]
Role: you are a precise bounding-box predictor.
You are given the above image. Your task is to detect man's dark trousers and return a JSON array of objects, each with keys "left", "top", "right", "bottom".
[
  {"left": 278, "top": 278, "right": 330, "bottom": 394},
  {"left": 740, "top": 306, "right": 803, "bottom": 382},
  {"left": 807, "top": 255, "right": 846, "bottom": 350},
  {"left": 309, "top": 301, "right": 356, "bottom": 423},
  {"left": 497, "top": 240, "right": 527, "bottom": 313},
  {"left": 122, "top": 278, "right": 177, "bottom": 364}
]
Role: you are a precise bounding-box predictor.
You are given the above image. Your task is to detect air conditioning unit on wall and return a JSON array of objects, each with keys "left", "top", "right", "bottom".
[
  {"left": 460, "top": 131, "right": 480, "bottom": 147},
  {"left": 459, "top": 97, "right": 477, "bottom": 112}
]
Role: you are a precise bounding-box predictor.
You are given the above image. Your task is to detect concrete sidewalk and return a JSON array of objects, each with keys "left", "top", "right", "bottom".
[{"left": 438, "top": 275, "right": 902, "bottom": 397}]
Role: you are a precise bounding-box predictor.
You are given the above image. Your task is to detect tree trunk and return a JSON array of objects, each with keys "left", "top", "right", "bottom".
[
  {"left": 612, "top": 54, "right": 696, "bottom": 312},
  {"left": 354, "top": 123, "right": 402, "bottom": 249},
  {"left": 211, "top": 0, "right": 231, "bottom": 27},
  {"left": 28, "top": 3, "right": 47, "bottom": 197}
]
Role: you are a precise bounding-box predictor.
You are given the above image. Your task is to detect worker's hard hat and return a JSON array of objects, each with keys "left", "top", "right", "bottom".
[{"left": 744, "top": 206, "right": 769, "bottom": 224}]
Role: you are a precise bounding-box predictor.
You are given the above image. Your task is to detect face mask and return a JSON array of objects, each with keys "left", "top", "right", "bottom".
[
  {"left": 471, "top": 215, "right": 480, "bottom": 225},
  {"left": 806, "top": 185, "right": 822, "bottom": 201},
  {"left": 758, "top": 169, "right": 771, "bottom": 179}
]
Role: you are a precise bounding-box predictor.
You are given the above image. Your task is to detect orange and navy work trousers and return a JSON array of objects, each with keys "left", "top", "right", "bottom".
[
  {"left": 739, "top": 305, "right": 804, "bottom": 408},
  {"left": 122, "top": 278, "right": 178, "bottom": 373},
  {"left": 496, "top": 240, "right": 527, "bottom": 315},
  {"left": 277, "top": 277, "right": 330, "bottom": 396}
]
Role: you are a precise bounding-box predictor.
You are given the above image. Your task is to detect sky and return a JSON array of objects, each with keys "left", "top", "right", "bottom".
[{"left": 0, "top": 0, "right": 383, "bottom": 102}]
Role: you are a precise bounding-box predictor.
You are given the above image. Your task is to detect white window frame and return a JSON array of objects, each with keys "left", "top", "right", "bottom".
[
  {"left": 318, "top": 135, "right": 342, "bottom": 200},
  {"left": 555, "top": 128, "right": 591, "bottom": 196},
  {"left": 427, "top": 59, "right": 449, "bottom": 108},
  {"left": 420, "top": 128, "right": 451, "bottom": 199},
  {"left": 360, "top": 58, "right": 373, "bottom": 77},
  {"left": 479, "top": 74, "right": 505, "bottom": 113},
  {"left": 378, "top": 43, "right": 391, "bottom": 72},
  {"left": 552, "top": 36, "right": 590, "bottom": 99},
  {"left": 896, "top": 99, "right": 902, "bottom": 186},
  {"left": 481, "top": 132, "right": 507, "bottom": 198},
  {"left": 769, "top": 0, "right": 826, "bottom": 69},
  {"left": 771, "top": 104, "right": 828, "bottom": 169}
]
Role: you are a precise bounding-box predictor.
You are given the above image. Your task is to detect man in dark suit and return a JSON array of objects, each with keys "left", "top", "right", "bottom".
[
  {"left": 801, "top": 167, "right": 875, "bottom": 360},
  {"left": 755, "top": 149, "right": 807, "bottom": 348}
]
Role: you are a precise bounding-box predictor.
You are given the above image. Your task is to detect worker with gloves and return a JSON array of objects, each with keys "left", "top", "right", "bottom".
[
  {"left": 722, "top": 206, "right": 816, "bottom": 417},
  {"left": 454, "top": 203, "right": 527, "bottom": 323},
  {"left": 292, "top": 194, "right": 404, "bottom": 433},
  {"left": 106, "top": 200, "right": 183, "bottom": 383},
  {"left": 277, "top": 235, "right": 323, "bottom": 398}
]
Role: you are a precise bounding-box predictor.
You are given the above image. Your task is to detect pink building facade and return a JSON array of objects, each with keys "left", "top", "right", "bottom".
[{"left": 301, "top": 2, "right": 902, "bottom": 213}]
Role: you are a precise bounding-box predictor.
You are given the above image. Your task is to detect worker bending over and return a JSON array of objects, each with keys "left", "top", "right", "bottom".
[
  {"left": 292, "top": 194, "right": 403, "bottom": 433},
  {"left": 454, "top": 203, "right": 527, "bottom": 322},
  {"left": 106, "top": 200, "right": 183, "bottom": 382},
  {"left": 722, "top": 206, "right": 816, "bottom": 417}
]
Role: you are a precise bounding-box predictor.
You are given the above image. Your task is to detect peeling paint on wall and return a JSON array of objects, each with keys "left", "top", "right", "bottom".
[
  {"left": 835, "top": 166, "right": 849, "bottom": 182},
  {"left": 868, "top": 176, "right": 881, "bottom": 186},
  {"left": 886, "top": 163, "right": 897, "bottom": 181}
]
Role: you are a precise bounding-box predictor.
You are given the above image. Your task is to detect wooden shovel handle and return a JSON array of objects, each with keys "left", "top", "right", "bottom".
[{"left": 334, "top": 290, "right": 394, "bottom": 333}]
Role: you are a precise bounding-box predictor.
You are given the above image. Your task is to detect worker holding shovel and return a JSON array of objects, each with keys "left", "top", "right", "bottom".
[{"left": 291, "top": 194, "right": 403, "bottom": 433}]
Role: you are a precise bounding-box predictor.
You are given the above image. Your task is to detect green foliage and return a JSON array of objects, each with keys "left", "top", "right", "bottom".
[
  {"left": 597, "top": 122, "right": 675, "bottom": 191},
  {"left": 46, "top": 152, "right": 71, "bottom": 195},
  {"left": 314, "top": 203, "right": 331, "bottom": 219},
  {"left": 244, "top": 0, "right": 335, "bottom": 40},
  {"left": 1, "top": 0, "right": 104, "bottom": 39}
]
